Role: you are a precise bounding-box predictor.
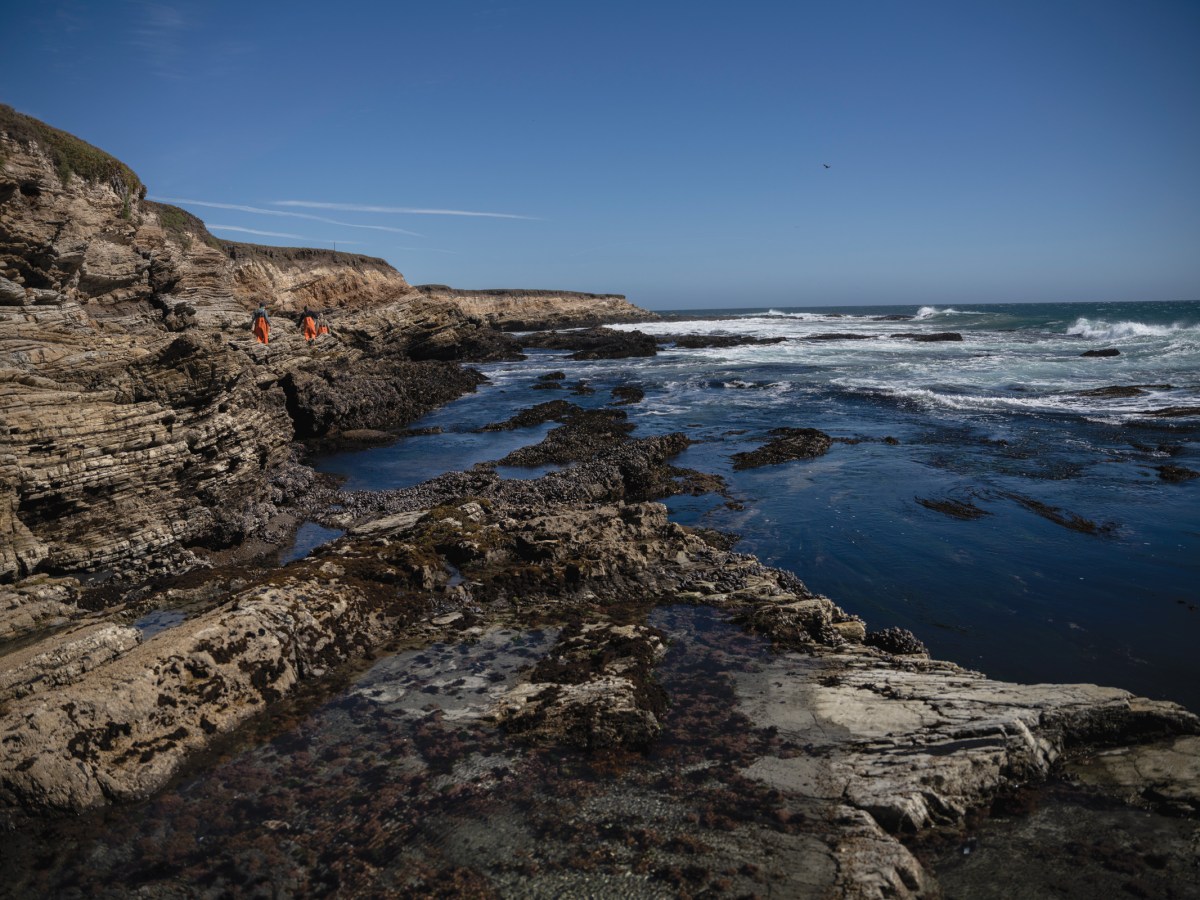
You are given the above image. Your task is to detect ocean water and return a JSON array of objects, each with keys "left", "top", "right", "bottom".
[{"left": 320, "top": 300, "right": 1200, "bottom": 712}]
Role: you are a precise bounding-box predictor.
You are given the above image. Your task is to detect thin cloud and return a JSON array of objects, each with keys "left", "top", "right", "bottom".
[
  {"left": 274, "top": 200, "right": 537, "bottom": 220},
  {"left": 207, "top": 225, "right": 306, "bottom": 239},
  {"left": 128, "top": 2, "right": 191, "bottom": 80},
  {"left": 150, "top": 196, "right": 425, "bottom": 236}
]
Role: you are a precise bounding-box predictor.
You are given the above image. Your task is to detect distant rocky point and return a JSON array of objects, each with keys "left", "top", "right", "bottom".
[{"left": 415, "top": 284, "right": 656, "bottom": 330}]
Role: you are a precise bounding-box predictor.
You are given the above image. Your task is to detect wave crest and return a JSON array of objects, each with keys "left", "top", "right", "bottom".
[
  {"left": 1067, "top": 318, "right": 1182, "bottom": 341},
  {"left": 915, "top": 306, "right": 960, "bottom": 319}
]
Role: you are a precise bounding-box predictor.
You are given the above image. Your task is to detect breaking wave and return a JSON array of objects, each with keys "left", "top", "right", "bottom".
[
  {"left": 915, "top": 306, "right": 961, "bottom": 319},
  {"left": 1066, "top": 318, "right": 1184, "bottom": 341}
]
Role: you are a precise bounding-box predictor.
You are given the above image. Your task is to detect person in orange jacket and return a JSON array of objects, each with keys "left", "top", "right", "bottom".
[
  {"left": 251, "top": 305, "right": 270, "bottom": 344},
  {"left": 300, "top": 306, "right": 318, "bottom": 342}
]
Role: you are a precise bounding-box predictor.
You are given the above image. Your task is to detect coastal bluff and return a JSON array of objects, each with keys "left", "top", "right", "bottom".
[
  {"left": 2, "top": 107, "right": 1198, "bottom": 897},
  {"left": 416, "top": 283, "right": 656, "bottom": 331},
  {"left": 0, "top": 105, "right": 631, "bottom": 581}
]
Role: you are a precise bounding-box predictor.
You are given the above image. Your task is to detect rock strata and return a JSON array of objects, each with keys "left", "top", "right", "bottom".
[
  {"left": 415, "top": 285, "right": 656, "bottom": 330},
  {"left": 0, "top": 107, "right": 535, "bottom": 581}
]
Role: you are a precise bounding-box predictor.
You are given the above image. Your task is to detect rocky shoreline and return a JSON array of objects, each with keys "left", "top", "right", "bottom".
[{"left": 3, "top": 107, "right": 1199, "bottom": 897}]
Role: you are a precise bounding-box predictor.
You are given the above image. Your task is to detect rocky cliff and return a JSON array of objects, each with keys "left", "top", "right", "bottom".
[
  {"left": 0, "top": 106, "right": 518, "bottom": 582},
  {"left": 416, "top": 284, "right": 657, "bottom": 330}
]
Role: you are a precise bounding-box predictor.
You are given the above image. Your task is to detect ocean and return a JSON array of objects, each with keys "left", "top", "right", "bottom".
[{"left": 318, "top": 299, "right": 1200, "bottom": 712}]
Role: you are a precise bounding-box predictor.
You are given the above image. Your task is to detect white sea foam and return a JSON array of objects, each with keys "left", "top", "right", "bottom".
[
  {"left": 915, "top": 306, "right": 960, "bottom": 319},
  {"left": 763, "top": 309, "right": 821, "bottom": 319},
  {"left": 1066, "top": 318, "right": 1184, "bottom": 341}
]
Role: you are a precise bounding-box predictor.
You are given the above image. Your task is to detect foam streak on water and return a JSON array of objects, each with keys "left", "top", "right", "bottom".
[{"left": 622, "top": 300, "right": 1200, "bottom": 421}]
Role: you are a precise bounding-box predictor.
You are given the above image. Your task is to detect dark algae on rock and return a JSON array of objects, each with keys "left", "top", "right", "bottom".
[{"left": 731, "top": 427, "right": 834, "bottom": 470}]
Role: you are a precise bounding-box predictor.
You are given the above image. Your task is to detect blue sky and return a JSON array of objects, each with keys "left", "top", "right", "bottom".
[{"left": 3, "top": 0, "right": 1198, "bottom": 309}]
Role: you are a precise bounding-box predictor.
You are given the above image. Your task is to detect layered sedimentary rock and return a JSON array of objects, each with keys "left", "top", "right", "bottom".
[
  {"left": 0, "top": 108, "right": 513, "bottom": 581},
  {"left": 1, "top": 488, "right": 1195, "bottom": 896},
  {"left": 416, "top": 284, "right": 657, "bottom": 330}
]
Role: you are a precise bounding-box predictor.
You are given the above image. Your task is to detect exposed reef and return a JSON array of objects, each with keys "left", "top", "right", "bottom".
[
  {"left": 519, "top": 326, "right": 660, "bottom": 359},
  {"left": 731, "top": 427, "right": 835, "bottom": 470}
]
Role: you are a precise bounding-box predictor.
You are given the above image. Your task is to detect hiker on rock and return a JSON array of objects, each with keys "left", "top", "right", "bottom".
[
  {"left": 299, "top": 306, "right": 318, "bottom": 342},
  {"left": 251, "top": 305, "right": 270, "bottom": 344},
  {"left": 317, "top": 310, "right": 330, "bottom": 336}
]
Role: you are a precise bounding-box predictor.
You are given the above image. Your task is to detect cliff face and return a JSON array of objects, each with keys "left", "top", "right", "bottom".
[
  {"left": 416, "top": 284, "right": 657, "bottom": 331},
  {"left": 0, "top": 111, "right": 512, "bottom": 582},
  {"left": 0, "top": 107, "right": 660, "bottom": 581}
]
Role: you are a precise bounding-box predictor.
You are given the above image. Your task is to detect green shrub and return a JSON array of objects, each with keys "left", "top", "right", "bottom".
[
  {"left": 0, "top": 103, "right": 144, "bottom": 199},
  {"left": 146, "top": 201, "right": 223, "bottom": 250}
]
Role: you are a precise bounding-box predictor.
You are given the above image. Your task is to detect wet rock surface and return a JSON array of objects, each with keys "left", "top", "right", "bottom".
[
  {"left": 806, "top": 332, "right": 876, "bottom": 341},
  {"left": 891, "top": 331, "right": 964, "bottom": 342},
  {"left": 1077, "top": 383, "right": 1172, "bottom": 398},
  {"left": 1148, "top": 405, "right": 1200, "bottom": 417},
  {"left": 1081, "top": 348, "right": 1121, "bottom": 357},
  {"left": 478, "top": 398, "right": 575, "bottom": 432},
  {"left": 660, "top": 333, "right": 788, "bottom": 349},
  {"left": 610, "top": 384, "right": 645, "bottom": 405},
  {"left": 281, "top": 357, "right": 486, "bottom": 438},
  {"left": 731, "top": 427, "right": 835, "bottom": 470},
  {"left": 491, "top": 622, "right": 669, "bottom": 749},
  {"left": 519, "top": 326, "right": 659, "bottom": 359}
]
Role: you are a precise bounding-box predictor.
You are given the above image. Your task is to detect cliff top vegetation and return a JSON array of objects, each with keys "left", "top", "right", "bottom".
[
  {"left": 0, "top": 103, "right": 144, "bottom": 199},
  {"left": 144, "top": 202, "right": 224, "bottom": 251},
  {"left": 221, "top": 242, "right": 397, "bottom": 269},
  {"left": 417, "top": 284, "right": 626, "bottom": 300}
]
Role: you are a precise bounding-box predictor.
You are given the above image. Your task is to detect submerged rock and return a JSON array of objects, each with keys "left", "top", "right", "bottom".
[
  {"left": 916, "top": 497, "right": 991, "bottom": 519},
  {"left": 1001, "top": 492, "right": 1117, "bottom": 535},
  {"left": 1077, "top": 383, "right": 1171, "bottom": 398},
  {"left": 1147, "top": 405, "right": 1200, "bottom": 417},
  {"left": 1156, "top": 464, "right": 1199, "bottom": 482},
  {"left": 1081, "top": 348, "right": 1121, "bottom": 357}
]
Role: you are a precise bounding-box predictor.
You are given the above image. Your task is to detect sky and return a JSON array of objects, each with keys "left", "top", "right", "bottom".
[{"left": 2, "top": 0, "right": 1198, "bottom": 310}]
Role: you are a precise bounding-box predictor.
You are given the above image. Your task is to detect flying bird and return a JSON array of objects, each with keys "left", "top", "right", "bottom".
[{"left": 823, "top": 163, "right": 831, "bottom": 169}]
